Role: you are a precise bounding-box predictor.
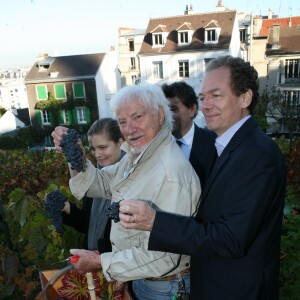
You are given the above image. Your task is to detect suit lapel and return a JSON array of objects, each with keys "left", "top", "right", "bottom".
[{"left": 200, "top": 117, "right": 258, "bottom": 205}]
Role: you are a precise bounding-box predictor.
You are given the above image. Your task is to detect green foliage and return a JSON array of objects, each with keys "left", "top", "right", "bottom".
[
  {"left": 0, "top": 149, "right": 94, "bottom": 298},
  {"left": 280, "top": 187, "right": 300, "bottom": 300},
  {"left": 0, "top": 108, "right": 6, "bottom": 118},
  {"left": 0, "top": 126, "right": 46, "bottom": 150},
  {"left": 275, "top": 135, "right": 291, "bottom": 156},
  {"left": 34, "top": 98, "right": 86, "bottom": 111},
  {"left": 277, "top": 137, "right": 300, "bottom": 300},
  {"left": 253, "top": 92, "right": 270, "bottom": 131}
]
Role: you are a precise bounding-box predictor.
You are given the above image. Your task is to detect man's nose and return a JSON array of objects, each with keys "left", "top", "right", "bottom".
[
  {"left": 125, "top": 121, "right": 135, "bottom": 133},
  {"left": 201, "top": 95, "right": 213, "bottom": 108}
]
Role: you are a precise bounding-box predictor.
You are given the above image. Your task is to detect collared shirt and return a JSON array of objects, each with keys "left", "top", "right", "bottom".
[
  {"left": 174, "top": 123, "right": 195, "bottom": 160},
  {"left": 215, "top": 115, "right": 251, "bottom": 156}
]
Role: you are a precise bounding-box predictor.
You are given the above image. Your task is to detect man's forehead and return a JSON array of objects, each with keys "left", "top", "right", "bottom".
[{"left": 117, "top": 102, "right": 148, "bottom": 118}]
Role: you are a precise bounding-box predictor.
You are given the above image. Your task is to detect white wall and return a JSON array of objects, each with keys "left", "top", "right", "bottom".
[
  {"left": 0, "top": 110, "right": 25, "bottom": 134},
  {"left": 139, "top": 50, "right": 230, "bottom": 96}
]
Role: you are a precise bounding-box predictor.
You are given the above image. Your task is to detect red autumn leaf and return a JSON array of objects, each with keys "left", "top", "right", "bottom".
[{"left": 58, "top": 270, "right": 91, "bottom": 300}]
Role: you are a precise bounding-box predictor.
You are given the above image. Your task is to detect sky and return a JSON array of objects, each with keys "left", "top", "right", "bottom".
[{"left": 0, "top": 0, "right": 299, "bottom": 69}]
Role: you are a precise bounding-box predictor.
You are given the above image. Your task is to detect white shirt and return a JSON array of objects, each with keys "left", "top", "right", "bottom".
[
  {"left": 174, "top": 123, "right": 195, "bottom": 159},
  {"left": 215, "top": 115, "right": 251, "bottom": 156}
]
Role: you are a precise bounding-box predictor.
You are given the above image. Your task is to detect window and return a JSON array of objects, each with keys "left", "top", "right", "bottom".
[
  {"left": 283, "top": 91, "right": 300, "bottom": 107},
  {"left": 206, "top": 29, "right": 216, "bottom": 42},
  {"left": 54, "top": 84, "right": 66, "bottom": 99},
  {"left": 76, "top": 107, "right": 87, "bottom": 124},
  {"left": 36, "top": 85, "right": 48, "bottom": 100},
  {"left": 129, "top": 39, "right": 135, "bottom": 51},
  {"left": 153, "top": 61, "right": 163, "bottom": 79},
  {"left": 131, "top": 75, "right": 137, "bottom": 85},
  {"left": 179, "top": 31, "right": 189, "bottom": 44},
  {"left": 285, "top": 59, "right": 300, "bottom": 79},
  {"left": 42, "top": 110, "right": 50, "bottom": 125},
  {"left": 240, "top": 29, "right": 246, "bottom": 43},
  {"left": 178, "top": 61, "right": 189, "bottom": 78},
  {"left": 130, "top": 57, "right": 136, "bottom": 69},
  {"left": 63, "top": 110, "right": 69, "bottom": 124},
  {"left": 153, "top": 33, "right": 163, "bottom": 46},
  {"left": 73, "top": 82, "right": 85, "bottom": 98}
]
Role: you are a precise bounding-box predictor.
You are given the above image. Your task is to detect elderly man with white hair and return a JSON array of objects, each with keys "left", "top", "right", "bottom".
[{"left": 51, "top": 83, "right": 200, "bottom": 300}]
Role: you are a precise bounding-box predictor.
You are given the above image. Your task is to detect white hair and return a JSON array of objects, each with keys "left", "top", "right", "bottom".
[{"left": 110, "top": 83, "right": 172, "bottom": 131}]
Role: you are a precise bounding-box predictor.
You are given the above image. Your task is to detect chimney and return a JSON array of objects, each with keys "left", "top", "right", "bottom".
[
  {"left": 271, "top": 24, "right": 280, "bottom": 49},
  {"left": 36, "top": 53, "right": 49, "bottom": 61},
  {"left": 216, "top": 0, "right": 226, "bottom": 12},
  {"left": 268, "top": 8, "right": 273, "bottom": 19},
  {"left": 184, "top": 4, "right": 193, "bottom": 15}
]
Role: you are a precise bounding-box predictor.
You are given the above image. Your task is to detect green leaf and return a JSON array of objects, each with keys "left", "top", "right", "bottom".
[{"left": 14, "top": 197, "right": 30, "bottom": 226}]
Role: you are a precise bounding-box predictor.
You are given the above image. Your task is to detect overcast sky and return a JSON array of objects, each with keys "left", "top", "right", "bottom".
[{"left": 0, "top": 0, "right": 299, "bottom": 69}]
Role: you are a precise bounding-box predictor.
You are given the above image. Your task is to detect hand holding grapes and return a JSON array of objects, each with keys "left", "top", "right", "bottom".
[
  {"left": 52, "top": 126, "right": 87, "bottom": 173},
  {"left": 51, "top": 126, "right": 68, "bottom": 153}
]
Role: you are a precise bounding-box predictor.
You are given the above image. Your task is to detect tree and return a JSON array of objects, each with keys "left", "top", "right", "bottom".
[
  {"left": 266, "top": 88, "right": 300, "bottom": 149},
  {"left": 253, "top": 91, "right": 269, "bottom": 132}
]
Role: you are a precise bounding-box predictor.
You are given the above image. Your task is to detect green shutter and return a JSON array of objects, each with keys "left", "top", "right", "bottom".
[
  {"left": 58, "top": 110, "right": 64, "bottom": 124},
  {"left": 55, "top": 84, "right": 66, "bottom": 99},
  {"left": 37, "top": 86, "right": 47, "bottom": 100},
  {"left": 72, "top": 109, "right": 78, "bottom": 125},
  {"left": 67, "top": 110, "right": 73, "bottom": 124},
  {"left": 36, "top": 111, "right": 42, "bottom": 126},
  {"left": 73, "top": 83, "right": 85, "bottom": 98},
  {"left": 49, "top": 112, "right": 54, "bottom": 126},
  {"left": 85, "top": 107, "right": 91, "bottom": 124}
]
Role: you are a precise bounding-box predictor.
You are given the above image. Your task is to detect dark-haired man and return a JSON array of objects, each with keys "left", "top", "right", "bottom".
[{"left": 162, "top": 81, "right": 216, "bottom": 190}]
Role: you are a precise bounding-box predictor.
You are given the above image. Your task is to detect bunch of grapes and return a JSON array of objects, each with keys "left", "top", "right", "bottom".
[
  {"left": 59, "top": 129, "right": 86, "bottom": 172},
  {"left": 44, "top": 190, "right": 67, "bottom": 233},
  {"left": 105, "top": 201, "right": 120, "bottom": 223}
]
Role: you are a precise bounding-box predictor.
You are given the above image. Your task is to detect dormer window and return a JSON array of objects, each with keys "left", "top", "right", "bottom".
[
  {"left": 179, "top": 31, "right": 189, "bottom": 44},
  {"left": 177, "top": 22, "right": 193, "bottom": 46},
  {"left": 151, "top": 25, "right": 168, "bottom": 48},
  {"left": 206, "top": 29, "right": 217, "bottom": 42},
  {"left": 153, "top": 33, "right": 163, "bottom": 46},
  {"left": 204, "top": 20, "right": 221, "bottom": 44}
]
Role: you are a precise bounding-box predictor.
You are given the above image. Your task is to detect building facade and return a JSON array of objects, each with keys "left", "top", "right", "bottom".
[{"left": 25, "top": 51, "right": 120, "bottom": 132}]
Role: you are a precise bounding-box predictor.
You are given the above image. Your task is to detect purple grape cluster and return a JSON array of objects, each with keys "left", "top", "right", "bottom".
[
  {"left": 44, "top": 190, "right": 67, "bottom": 233},
  {"left": 105, "top": 201, "right": 120, "bottom": 223},
  {"left": 59, "top": 129, "right": 86, "bottom": 172}
]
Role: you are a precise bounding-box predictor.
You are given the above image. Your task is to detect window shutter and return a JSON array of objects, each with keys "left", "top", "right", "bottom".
[
  {"left": 74, "top": 83, "right": 85, "bottom": 98},
  {"left": 58, "top": 110, "right": 64, "bottom": 124},
  {"left": 72, "top": 109, "right": 78, "bottom": 125},
  {"left": 49, "top": 112, "right": 54, "bottom": 126},
  {"left": 67, "top": 110, "right": 73, "bottom": 124},
  {"left": 37, "top": 86, "right": 47, "bottom": 100},
  {"left": 55, "top": 84, "right": 66, "bottom": 99},
  {"left": 85, "top": 107, "right": 91, "bottom": 124},
  {"left": 36, "top": 110, "right": 42, "bottom": 126}
]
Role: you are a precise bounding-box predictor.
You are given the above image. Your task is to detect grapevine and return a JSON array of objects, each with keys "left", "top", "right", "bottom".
[{"left": 59, "top": 129, "right": 86, "bottom": 172}]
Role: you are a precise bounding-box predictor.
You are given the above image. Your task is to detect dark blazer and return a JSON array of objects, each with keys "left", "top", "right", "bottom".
[
  {"left": 149, "top": 117, "right": 286, "bottom": 300},
  {"left": 189, "top": 124, "right": 216, "bottom": 190}
]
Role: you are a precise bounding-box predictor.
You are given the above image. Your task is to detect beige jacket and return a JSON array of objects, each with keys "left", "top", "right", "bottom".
[{"left": 69, "top": 122, "right": 201, "bottom": 282}]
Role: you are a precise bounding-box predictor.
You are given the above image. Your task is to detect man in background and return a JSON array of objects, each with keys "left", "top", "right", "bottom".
[{"left": 162, "top": 81, "right": 216, "bottom": 189}]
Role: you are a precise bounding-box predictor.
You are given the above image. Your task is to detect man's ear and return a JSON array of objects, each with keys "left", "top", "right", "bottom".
[
  {"left": 159, "top": 107, "right": 165, "bottom": 125},
  {"left": 190, "top": 103, "right": 198, "bottom": 118},
  {"left": 241, "top": 89, "right": 253, "bottom": 108}
]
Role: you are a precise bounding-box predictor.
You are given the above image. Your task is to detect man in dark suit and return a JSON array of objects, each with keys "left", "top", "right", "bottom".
[
  {"left": 119, "top": 56, "right": 287, "bottom": 300},
  {"left": 162, "top": 81, "right": 216, "bottom": 190}
]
